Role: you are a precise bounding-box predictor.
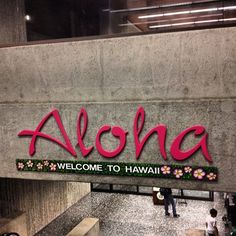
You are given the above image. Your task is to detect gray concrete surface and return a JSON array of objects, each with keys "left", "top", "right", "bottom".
[
  {"left": 35, "top": 192, "right": 227, "bottom": 236},
  {"left": 66, "top": 218, "right": 99, "bottom": 236},
  {"left": 0, "top": 27, "right": 235, "bottom": 192},
  {"left": 0, "top": 211, "right": 27, "bottom": 236},
  {"left": 0, "top": 27, "right": 235, "bottom": 102},
  {"left": 0, "top": 0, "right": 26, "bottom": 45}
]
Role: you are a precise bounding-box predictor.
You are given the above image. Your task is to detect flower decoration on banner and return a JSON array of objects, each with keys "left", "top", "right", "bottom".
[
  {"left": 207, "top": 172, "right": 217, "bottom": 181},
  {"left": 49, "top": 163, "right": 57, "bottom": 171},
  {"left": 173, "top": 169, "right": 183, "bottom": 178},
  {"left": 37, "top": 163, "right": 43, "bottom": 170},
  {"left": 17, "top": 162, "right": 24, "bottom": 170},
  {"left": 26, "top": 160, "right": 33, "bottom": 168},
  {"left": 194, "top": 168, "right": 206, "bottom": 179},
  {"left": 161, "top": 165, "right": 171, "bottom": 174},
  {"left": 43, "top": 160, "right": 49, "bottom": 166},
  {"left": 184, "top": 166, "right": 192, "bottom": 173}
]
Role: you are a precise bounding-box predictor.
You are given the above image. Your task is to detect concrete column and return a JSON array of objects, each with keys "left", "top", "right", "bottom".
[
  {"left": 0, "top": 0, "right": 27, "bottom": 45},
  {"left": 0, "top": 179, "right": 90, "bottom": 235}
]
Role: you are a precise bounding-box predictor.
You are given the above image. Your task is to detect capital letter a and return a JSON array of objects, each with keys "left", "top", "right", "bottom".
[{"left": 18, "top": 109, "right": 77, "bottom": 157}]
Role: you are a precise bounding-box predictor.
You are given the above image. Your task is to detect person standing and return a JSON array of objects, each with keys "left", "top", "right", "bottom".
[
  {"left": 160, "top": 188, "right": 180, "bottom": 217},
  {"left": 206, "top": 208, "right": 219, "bottom": 236}
]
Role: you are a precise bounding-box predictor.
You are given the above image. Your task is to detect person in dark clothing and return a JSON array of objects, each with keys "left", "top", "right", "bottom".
[{"left": 160, "top": 188, "right": 180, "bottom": 217}]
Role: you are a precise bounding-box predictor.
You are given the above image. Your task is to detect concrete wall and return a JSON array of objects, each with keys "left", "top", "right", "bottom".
[
  {"left": 0, "top": 3, "right": 90, "bottom": 234},
  {"left": 0, "top": 0, "right": 27, "bottom": 45},
  {"left": 0, "top": 179, "right": 90, "bottom": 235},
  {"left": 66, "top": 218, "right": 99, "bottom": 236},
  {"left": 0, "top": 27, "right": 235, "bottom": 192},
  {"left": 0, "top": 211, "right": 27, "bottom": 236}
]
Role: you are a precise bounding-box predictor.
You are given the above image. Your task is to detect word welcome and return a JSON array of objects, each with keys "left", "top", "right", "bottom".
[
  {"left": 18, "top": 107, "right": 212, "bottom": 162},
  {"left": 16, "top": 159, "right": 218, "bottom": 182}
]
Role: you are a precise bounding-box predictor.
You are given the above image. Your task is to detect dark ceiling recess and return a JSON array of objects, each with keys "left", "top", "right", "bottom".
[
  {"left": 25, "top": 0, "right": 109, "bottom": 41},
  {"left": 24, "top": 0, "right": 236, "bottom": 42}
]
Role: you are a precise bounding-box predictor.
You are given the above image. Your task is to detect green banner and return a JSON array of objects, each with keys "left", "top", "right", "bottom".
[{"left": 16, "top": 159, "right": 218, "bottom": 182}]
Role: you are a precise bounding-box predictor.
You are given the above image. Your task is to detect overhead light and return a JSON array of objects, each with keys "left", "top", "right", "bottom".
[
  {"left": 139, "top": 5, "right": 236, "bottom": 19},
  {"left": 219, "top": 17, "right": 236, "bottom": 21},
  {"left": 164, "top": 11, "right": 190, "bottom": 16},
  {"left": 103, "top": 0, "right": 219, "bottom": 13},
  {"left": 190, "top": 7, "right": 218, "bottom": 13},
  {"left": 119, "top": 13, "right": 223, "bottom": 27},
  {"left": 139, "top": 13, "right": 163, "bottom": 19},
  {"left": 150, "top": 24, "right": 172, "bottom": 28},
  {"left": 218, "top": 6, "right": 236, "bottom": 10},
  {"left": 25, "top": 15, "right": 31, "bottom": 21},
  {"left": 160, "top": 2, "right": 192, "bottom": 8},
  {"left": 150, "top": 21, "right": 194, "bottom": 28},
  {"left": 149, "top": 17, "right": 236, "bottom": 29},
  {"left": 172, "top": 21, "right": 194, "bottom": 26},
  {"left": 195, "top": 19, "right": 218, "bottom": 24}
]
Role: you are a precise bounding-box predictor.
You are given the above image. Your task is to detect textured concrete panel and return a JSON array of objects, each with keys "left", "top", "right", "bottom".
[
  {"left": 0, "top": 100, "right": 235, "bottom": 192},
  {"left": 67, "top": 218, "right": 99, "bottom": 236},
  {"left": 0, "top": 0, "right": 26, "bottom": 45},
  {"left": 0, "top": 212, "right": 27, "bottom": 236},
  {"left": 0, "top": 27, "right": 235, "bottom": 103},
  {"left": 0, "top": 27, "right": 235, "bottom": 192},
  {"left": 0, "top": 179, "right": 90, "bottom": 235}
]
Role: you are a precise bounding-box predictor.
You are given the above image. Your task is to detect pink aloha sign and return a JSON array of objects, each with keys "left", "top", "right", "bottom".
[{"left": 18, "top": 106, "right": 212, "bottom": 162}]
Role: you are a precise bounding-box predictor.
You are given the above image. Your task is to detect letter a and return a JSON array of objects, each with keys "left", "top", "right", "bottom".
[
  {"left": 170, "top": 125, "right": 212, "bottom": 162},
  {"left": 18, "top": 109, "right": 77, "bottom": 157}
]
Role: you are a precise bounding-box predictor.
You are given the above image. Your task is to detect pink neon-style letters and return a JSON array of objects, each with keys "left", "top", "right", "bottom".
[
  {"left": 133, "top": 107, "right": 167, "bottom": 160},
  {"left": 170, "top": 125, "right": 212, "bottom": 162},
  {"left": 76, "top": 108, "right": 94, "bottom": 157},
  {"left": 18, "top": 109, "right": 77, "bottom": 157},
  {"left": 96, "top": 125, "right": 128, "bottom": 158}
]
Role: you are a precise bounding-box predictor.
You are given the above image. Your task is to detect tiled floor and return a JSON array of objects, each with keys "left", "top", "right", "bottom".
[{"left": 35, "top": 192, "right": 227, "bottom": 236}]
